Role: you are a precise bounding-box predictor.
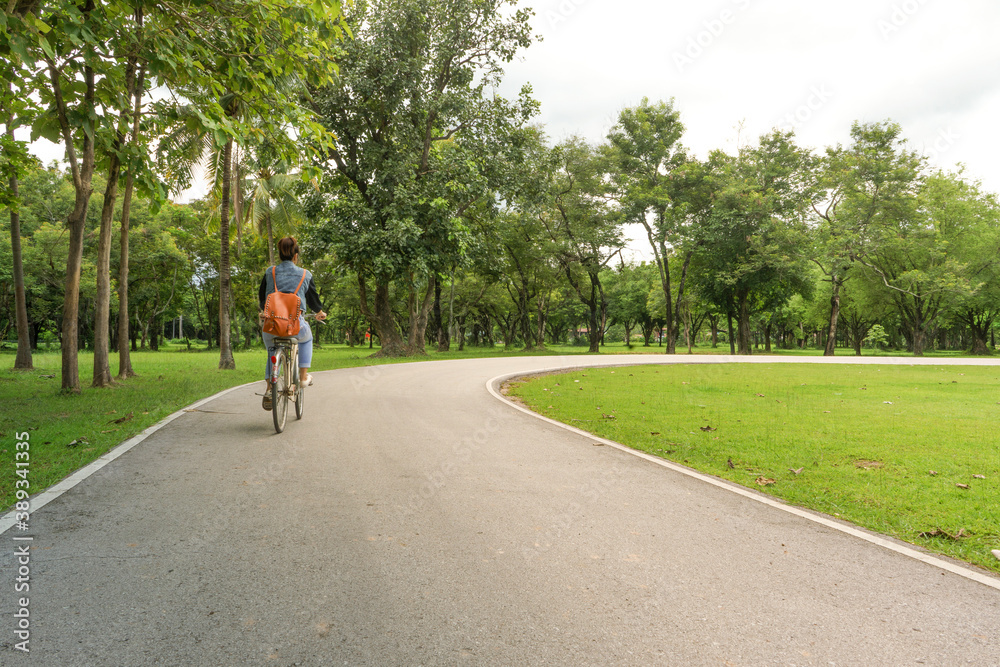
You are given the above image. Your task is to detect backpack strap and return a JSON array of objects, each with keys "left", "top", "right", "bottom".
[
  {"left": 271, "top": 265, "right": 307, "bottom": 296},
  {"left": 293, "top": 268, "right": 307, "bottom": 294}
]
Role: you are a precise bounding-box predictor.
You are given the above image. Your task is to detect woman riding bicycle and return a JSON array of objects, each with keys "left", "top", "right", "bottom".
[{"left": 258, "top": 237, "right": 327, "bottom": 410}]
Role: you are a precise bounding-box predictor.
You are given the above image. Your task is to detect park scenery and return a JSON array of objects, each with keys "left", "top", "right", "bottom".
[{"left": 2, "top": 0, "right": 1000, "bottom": 624}]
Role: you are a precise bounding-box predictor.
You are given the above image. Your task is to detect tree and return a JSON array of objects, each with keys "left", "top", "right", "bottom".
[
  {"left": 91, "top": 4, "right": 147, "bottom": 387},
  {"left": 1, "top": 100, "right": 35, "bottom": 369},
  {"left": 151, "top": 0, "right": 344, "bottom": 369},
  {"left": 604, "top": 262, "right": 657, "bottom": 349},
  {"left": 307, "top": 0, "right": 536, "bottom": 356},
  {"left": 811, "top": 121, "right": 924, "bottom": 356},
  {"left": 855, "top": 170, "right": 981, "bottom": 356},
  {"left": 689, "top": 131, "right": 816, "bottom": 355},
  {"left": 607, "top": 98, "right": 697, "bottom": 353},
  {"left": 540, "top": 138, "right": 623, "bottom": 353},
  {"left": 5, "top": 0, "right": 109, "bottom": 391}
]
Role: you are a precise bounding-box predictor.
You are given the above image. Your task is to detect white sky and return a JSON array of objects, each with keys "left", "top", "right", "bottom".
[
  {"left": 502, "top": 0, "right": 998, "bottom": 181},
  {"left": 497, "top": 0, "right": 1000, "bottom": 259}
]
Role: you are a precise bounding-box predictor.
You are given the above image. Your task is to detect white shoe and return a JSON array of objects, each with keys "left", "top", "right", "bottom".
[{"left": 302, "top": 373, "right": 313, "bottom": 387}]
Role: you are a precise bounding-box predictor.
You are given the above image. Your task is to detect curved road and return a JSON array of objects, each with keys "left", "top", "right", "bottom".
[{"left": 3, "top": 355, "right": 1000, "bottom": 666}]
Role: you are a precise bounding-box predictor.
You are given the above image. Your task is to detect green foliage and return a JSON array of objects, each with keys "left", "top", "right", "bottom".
[{"left": 689, "top": 131, "right": 817, "bottom": 353}]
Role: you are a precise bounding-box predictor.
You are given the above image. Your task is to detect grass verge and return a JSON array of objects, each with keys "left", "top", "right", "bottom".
[{"left": 507, "top": 363, "right": 1000, "bottom": 573}]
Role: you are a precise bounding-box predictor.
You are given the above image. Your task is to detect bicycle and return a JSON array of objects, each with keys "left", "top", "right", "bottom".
[{"left": 266, "top": 314, "right": 323, "bottom": 433}]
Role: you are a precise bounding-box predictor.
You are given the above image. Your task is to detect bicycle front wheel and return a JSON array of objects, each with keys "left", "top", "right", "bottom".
[{"left": 272, "top": 353, "right": 288, "bottom": 433}]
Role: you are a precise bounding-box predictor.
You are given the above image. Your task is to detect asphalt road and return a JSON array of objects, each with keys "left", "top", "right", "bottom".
[{"left": 2, "top": 354, "right": 999, "bottom": 666}]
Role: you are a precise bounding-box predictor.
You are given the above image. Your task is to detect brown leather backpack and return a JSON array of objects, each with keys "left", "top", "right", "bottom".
[{"left": 261, "top": 266, "right": 306, "bottom": 337}]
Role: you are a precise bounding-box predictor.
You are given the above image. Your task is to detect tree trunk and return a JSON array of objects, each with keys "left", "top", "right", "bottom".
[
  {"left": 764, "top": 321, "right": 772, "bottom": 354},
  {"left": 824, "top": 277, "right": 842, "bottom": 357},
  {"left": 727, "top": 310, "right": 736, "bottom": 355},
  {"left": 7, "top": 119, "right": 32, "bottom": 370},
  {"left": 218, "top": 137, "right": 236, "bottom": 369},
  {"left": 92, "top": 154, "right": 121, "bottom": 387},
  {"left": 967, "top": 314, "right": 993, "bottom": 355},
  {"left": 642, "top": 222, "right": 676, "bottom": 355},
  {"left": 406, "top": 274, "right": 436, "bottom": 354},
  {"left": 266, "top": 209, "right": 275, "bottom": 267},
  {"left": 536, "top": 293, "right": 548, "bottom": 349},
  {"left": 673, "top": 250, "right": 694, "bottom": 354},
  {"left": 117, "top": 169, "right": 136, "bottom": 379},
  {"left": 359, "top": 273, "right": 406, "bottom": 356},
  {"left": 434, "top": 277, "right": 449, "bottom": 352},
  {"left": 61, "top": 180, "right": 92, "bottom": 393},
  {"left": 54, "top": 39, "right": 98, "bottom": 393},
  {"left": 736, "top": 291, "right": 752, "bottom": 355}
]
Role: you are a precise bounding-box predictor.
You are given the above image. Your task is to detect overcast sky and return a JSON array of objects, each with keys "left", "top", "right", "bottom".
[
  {"left": 495, "top": 0, "right": 1000, "bottom": 259},
  {"left": 500, "top": 0, "right": 999, "bottom": 186}
]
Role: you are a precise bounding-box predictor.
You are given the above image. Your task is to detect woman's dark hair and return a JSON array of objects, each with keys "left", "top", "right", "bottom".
[{"left": 278, "top": 237, "right": 299, "bottom": 262}]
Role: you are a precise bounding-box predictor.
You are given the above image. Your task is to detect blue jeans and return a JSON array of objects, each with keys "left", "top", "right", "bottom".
[{"left": 262, "top": 317, "right": 313, "bottom": 379}]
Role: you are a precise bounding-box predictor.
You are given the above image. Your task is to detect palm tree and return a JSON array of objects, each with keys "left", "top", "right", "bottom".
[{"left": 242, "top": 141, "right": 310, "bottom": 266}]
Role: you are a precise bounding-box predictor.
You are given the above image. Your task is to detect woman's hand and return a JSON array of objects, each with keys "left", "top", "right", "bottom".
[{"left": 316, "top": 310, "right": 328, "bottom": 322}]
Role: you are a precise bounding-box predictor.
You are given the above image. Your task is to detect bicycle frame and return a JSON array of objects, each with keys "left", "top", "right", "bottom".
[
  {"left": 269, "top": 338, "right": 298, "bottom": 386},
  {"left": 269, "top": 337, "right": 301, "bottom": 433}
]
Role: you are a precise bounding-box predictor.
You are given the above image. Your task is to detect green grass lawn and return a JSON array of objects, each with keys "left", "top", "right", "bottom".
[{"left": 507, "top": 363, "right": 1000, "bottom": 573}]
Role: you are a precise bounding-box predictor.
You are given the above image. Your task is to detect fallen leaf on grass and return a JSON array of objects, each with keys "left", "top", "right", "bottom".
[
  {"left": 727, "top": 458, "right": 735, "bottom": 469},
  {"left": 919, "top": 528, "right": 969, "bottom": 540},
  {"left": 700, "top": 425, "right": 717, "bottom": 432},
  {"left": 650, "top": 432, "right": 661, "bottom": 436},
  {"left": 854, "top": 460, "right": 884, "bottom": 470},
  {"left": 956, "top": 483, "right": 971, "bottom": 490},
  {"left": 109, "top": 411, "right": 133, "bottom": 425},
  {"left": 789, "top": 467, "right": 804, "bottom": 475},
  {"left": 755, "top": 393, "right": 765, "bottom": 398},
  {"left": 601, "top": 413, "right": 616, "bottom": 420},
  {"left": 993, "top": 550, "right": 1000, "bottom": 562},
  {"left": 929, "top": 470, "right": 939, "bottom": 476},
  {"left": 973, "top": 474, "right": 986, "bottom": 479},
  {"left": 66, "top": 437, "right": 90, "bottom": 448},
  {"left": 756, "top": 477, "right": 776, "bottom": 486},
  {"left": 883, "top": 401, "right": 894, "bottom": 405}
]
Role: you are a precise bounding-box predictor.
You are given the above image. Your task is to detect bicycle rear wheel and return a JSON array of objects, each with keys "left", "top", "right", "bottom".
[
  {"left": 272, "top": 352, "right": 288, "bottom": 433},
  {"left": 294, "top": 376, "right": 305, "bottom": 419}
]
